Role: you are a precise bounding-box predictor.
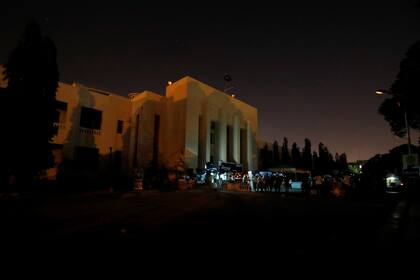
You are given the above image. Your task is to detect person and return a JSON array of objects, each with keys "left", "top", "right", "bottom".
[
  {"left": 314, "top": 175, "right": 323, "bottom": 196},
  {"left": 284, "top": 177, "right": 291, "bottom": 193},
  {"left": 215, "top": 172, "right": 221, "bottom": 190},
  {"left": 255, "top": 175, "right": 261, "bottom": 192},
  {"left": 133, "top": 169, "right": 143, "bottom": 192},
  {"left": 343, "top": 174, "right": 351, "bottom": 197},
  {"left": 249, "top": 171, "right": 254, "bottom": 192},
  {"left": 220, "top": 172, "right": 226, "bottom": 191},
  {"left": 307, "top": 176, "right": 313, "bottom": 194},
  {"left": 242, "top": 173, "right": 248, "bottom": 192},
  {"left": 301, "top": 176, "right": 309, "bottom": 194},
  {"left": 209, "top": 172, "right": 215, "bottom": 190}
]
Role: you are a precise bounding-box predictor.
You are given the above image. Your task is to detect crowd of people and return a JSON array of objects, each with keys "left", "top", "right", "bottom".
[
  {"left": 200, "top": 169, "right": 356, "bottom": 198},
  {"left": 202, "top": 170, "right": 291, "bottom": 193},
  {"left": 128, "top": 164, "right": 358, "bottom": 198}
]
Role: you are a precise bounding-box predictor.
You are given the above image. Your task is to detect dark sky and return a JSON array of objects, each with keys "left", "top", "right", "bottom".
[{"left": 1, "top": 1, "right": 420, "bottom": 162}]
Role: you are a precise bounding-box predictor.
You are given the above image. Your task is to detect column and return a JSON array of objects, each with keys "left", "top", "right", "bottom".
[
  {"left": 218, "top": 109, "right": 226, "bottom": 162},
  {"left": 247, "top": 120, "right": 253, "bottom": 171},
  {"left": 233, "top": 114, "right": 240, "bottom": 163},
  {"left": 205, "top": 113, "right": 211, "bottom": 163}
]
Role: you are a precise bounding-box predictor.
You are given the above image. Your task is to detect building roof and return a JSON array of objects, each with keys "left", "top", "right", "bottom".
[{"left": 168, "top": 75, "right": 257, "bottom": 111}]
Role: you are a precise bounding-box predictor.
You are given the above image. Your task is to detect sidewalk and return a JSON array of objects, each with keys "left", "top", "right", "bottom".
[{"left": 404, "top": 199, "right": 420, "bottom": 243}]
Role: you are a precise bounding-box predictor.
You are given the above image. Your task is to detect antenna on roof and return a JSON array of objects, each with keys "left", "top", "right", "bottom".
[{"left": 223, "top": 73, "right": 235, "bottom": 94}]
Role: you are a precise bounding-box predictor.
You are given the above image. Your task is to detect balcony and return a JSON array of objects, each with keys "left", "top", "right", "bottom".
[
  {"left": 80, "top": 127, "right": 101, "bottom": 136},
  {"left": 53, "top": 122, "right": 66, "bottom": 130}
]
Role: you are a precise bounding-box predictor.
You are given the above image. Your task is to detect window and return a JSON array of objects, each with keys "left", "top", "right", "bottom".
[
  {"left": 54, "top": 101, "right": 68, "bottom": 123},
  {"left": 56, "top": 100, "right": 68, "bottom": 111},
  {"left": 117, "top": 120, "right": 123, "bottom": 134},
  {"left": 80, "top": 107, "right": 102, "bottom": 130}
]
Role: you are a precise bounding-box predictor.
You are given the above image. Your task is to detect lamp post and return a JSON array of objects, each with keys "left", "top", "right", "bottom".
[{"left": 376, "top": 89, "right": 412, "bottom": 156}]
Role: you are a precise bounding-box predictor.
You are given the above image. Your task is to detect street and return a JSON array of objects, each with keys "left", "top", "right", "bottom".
[{"left": 1, "top": 189, "right": 413, "bottom": 263}]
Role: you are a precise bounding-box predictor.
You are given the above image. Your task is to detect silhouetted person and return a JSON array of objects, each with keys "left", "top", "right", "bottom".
[
  {"left": 314, "top": 175, "right": 323, "bottom": 197},
  {"left": 285, "top": 178, "right": 291, "bottom": 193}
]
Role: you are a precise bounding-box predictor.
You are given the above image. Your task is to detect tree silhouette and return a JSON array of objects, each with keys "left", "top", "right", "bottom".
[
  {"left": 280, "top": 137, "right": 291, "bottom": 165},
  {"left": 362, "top": 145, "right": 419, "bottom": 195},
  {"left": 301, "top": 138, "right": 312, "bottom": 170},
  {"left": 272, "top": 140, "right": 280, "bottom": 166},
  {"left": 312, "top": 151, "right": 319, "bottom": 174},
  {"left": 260, "top": 143, "right": 271, "bottom": 169},
  {"left": 2, "top": 20, "right": 59, "bottom": 185},
  {"left": 334, "top": 152, "right": 340, "bottom": 171},
  {"left": 338, "top": 153, "right": 348, "bottom": 173},
  {"left": 318, "top": 142, "right": 333, "bottom": 174},
  {"left": 291, "top": 142, "right": 301, "bottom": 168},
  {"left": 379, "top": 41, "right": 420, "bottom": 137}
]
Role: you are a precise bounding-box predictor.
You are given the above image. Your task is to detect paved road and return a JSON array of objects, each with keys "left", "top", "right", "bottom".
[{"left": 1, "top": 190, "right": 409, "bottom": 261}]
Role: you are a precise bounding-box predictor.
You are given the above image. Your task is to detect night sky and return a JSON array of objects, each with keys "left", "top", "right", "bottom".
[{"left": 1, "top": 1, "right": 420, "bottom": 162}]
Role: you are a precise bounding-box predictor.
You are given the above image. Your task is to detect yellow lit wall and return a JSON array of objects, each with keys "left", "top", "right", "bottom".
[
  {"left": 165, "top": 76, "right": 258, "bottom": 170},
  {"left": 0, "top": 66, "right": 259, "bottom": 172},
  {"left": 128, "top": 91, "right": 165, "bottom": 169},
  {"left": 53, "top": 82, "right": 131, "bottom": 170}
]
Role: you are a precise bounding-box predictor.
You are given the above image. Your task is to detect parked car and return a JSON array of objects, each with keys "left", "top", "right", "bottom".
[{"left": 385, "top": 173, "right": 404, "bottom": 192}]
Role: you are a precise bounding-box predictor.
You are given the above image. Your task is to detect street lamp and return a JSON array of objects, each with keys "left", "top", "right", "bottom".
[{"left": 376, "top": 89, "right": 412, "bottom": 156}]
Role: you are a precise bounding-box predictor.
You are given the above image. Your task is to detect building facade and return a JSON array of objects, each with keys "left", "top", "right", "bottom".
[
  {"left": 0, "top": 67, "right": 258, "bottom": 173},
  {"left": 128, "top": 76, "right": 258, "bottom": 171}
]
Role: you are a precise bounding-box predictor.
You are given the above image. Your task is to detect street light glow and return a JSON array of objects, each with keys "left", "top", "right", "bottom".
[
  {"left": 375, "top": 89, "right": 391, "bottom": 95},
  {"left": 375, "top": 88, "right": 412, "bottom": 156}
]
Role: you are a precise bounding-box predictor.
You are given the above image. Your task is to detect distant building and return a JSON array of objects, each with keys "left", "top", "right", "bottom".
[
  {"left": 0, "top": 67, "right": 258, "bottom": 174},
  {"left": 348, "top": 160, "right": 367, "bottom": 174}
]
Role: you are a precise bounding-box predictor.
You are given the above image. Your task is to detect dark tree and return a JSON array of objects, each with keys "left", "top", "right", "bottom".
[
  {"left": 334, "top": 153, "right": 340, "bottom": 162},
  {"left": 312, "top": 151, "right": 319, "bottom": 174},
  {"left": 260, "top": 143, "right": 270, "bottom": 169},
  {"left": 328, "top": 152, "right": 334, "bottom": 174},
  {"left": 338, "top": 153, "right": 349, "bottom": 173},
  {"left": 318, "top": 142, "right": 333, "bottom": 174},
  {"left": 361, "top": 145, "right": 419, "bottom": 196},
  {"left": 291, "top": 142, "right": 301, "bottom": 168},
  {"left": 280, "top": 137, "right": 291, "bottom": 165},
  {"left": 272, "top": 140, "right": 280, "bottom": 166},
  {"left": 334, "top": 152, "right": 340, "bottom": 171},
  {"left": 301, "top": 138, "right": 312, "bottom": 170},
  {"left": 2, "top": 20, "right": 59, "bottom": 185},
  {"left": 379, "top": 41, "right": 420, "bottom": 137}
]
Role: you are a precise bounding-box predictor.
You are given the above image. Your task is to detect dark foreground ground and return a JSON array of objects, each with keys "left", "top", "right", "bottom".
[{"left": 1, "top": 189, "right": 418, "bottom": 266}]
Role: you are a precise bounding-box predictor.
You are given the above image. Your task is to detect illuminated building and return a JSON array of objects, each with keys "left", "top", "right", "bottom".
[
  {"left": 348, "top": 160, "right": 367, "bottom": 174},
  {"left": 0, "top": 67, "right": 258, "bottom": 174}
]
